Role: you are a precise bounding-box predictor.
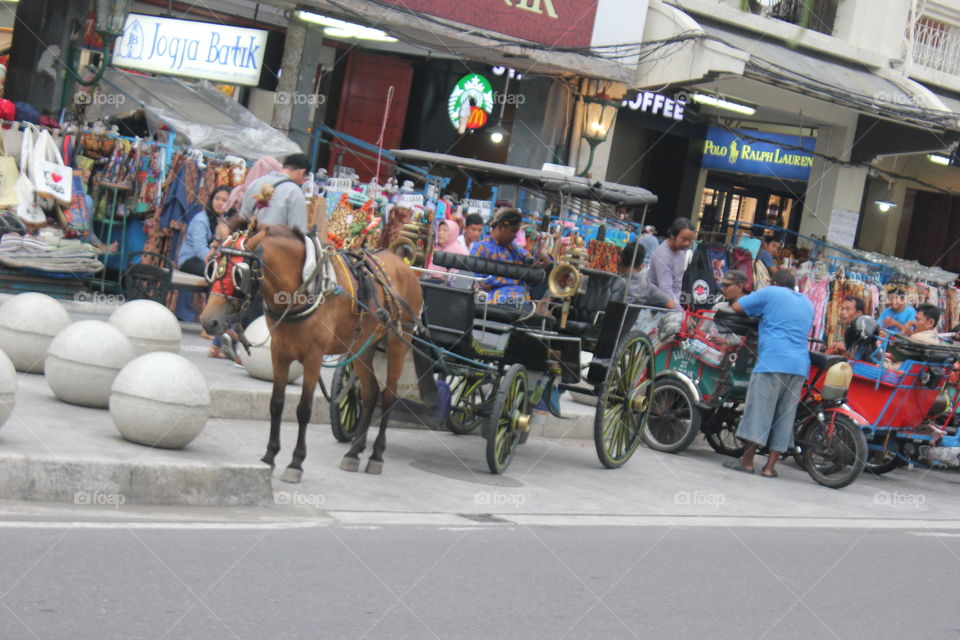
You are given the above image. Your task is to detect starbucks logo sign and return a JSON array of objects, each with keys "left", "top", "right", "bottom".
[{"left": 447, "top": 74, "right": 494, "bottom": 132}]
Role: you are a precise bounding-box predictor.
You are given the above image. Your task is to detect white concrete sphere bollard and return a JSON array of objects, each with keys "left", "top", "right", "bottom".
[
  {"left": 238, "top": 316, "right": 303, "bottom": 383},
  {"left": 0, "top": 348, "right": 17, "bottom": 427},
  {"left": 108, "top": 299, "right": 182, "bottom": 356},
  {"left": 0, "top": 293, "right": 71, "bottom": 373},
  {"left": 110, "top": 352, "right": 210, "bottom": 449},
  {"left": 45, "top": 320, "right": 136, "bottom": 408}
]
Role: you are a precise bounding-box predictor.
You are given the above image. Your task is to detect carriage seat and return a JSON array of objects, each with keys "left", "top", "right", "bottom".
[
  {"left": 478, "top": 303, "right": 557, "bottom": 329},
  {"left": 712, "top": 311, "right": 759, "bottom": 336},
  {"left": 562, "top": 269, "right": 626, "bottom": 335}
]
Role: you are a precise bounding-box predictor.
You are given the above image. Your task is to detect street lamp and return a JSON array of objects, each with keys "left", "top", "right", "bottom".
[
  {"left": 74, "top": 0, "right": 134, "bottom": 86},
  {"left": 576, "top": 92, "right": 619, "bottom": 177}
]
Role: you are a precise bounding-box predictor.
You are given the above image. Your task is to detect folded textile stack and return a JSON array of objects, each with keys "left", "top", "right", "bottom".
[{"left": 0, "top": 234, "right": 104, "bottom": 273}]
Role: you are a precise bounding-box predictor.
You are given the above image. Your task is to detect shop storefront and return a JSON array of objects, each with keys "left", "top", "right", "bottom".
[{"left": 697, "top": 126, "right": 816, "bottom": 240}]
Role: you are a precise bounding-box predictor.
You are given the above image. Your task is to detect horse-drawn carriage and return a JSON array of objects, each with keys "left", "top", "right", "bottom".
[{"left": 328, "top": 151, "right": 662, "bottom": 473}]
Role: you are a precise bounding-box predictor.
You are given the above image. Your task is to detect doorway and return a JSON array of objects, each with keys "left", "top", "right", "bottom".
[{"left": 698, "top": 173, "right": 805, "bottom": 244}]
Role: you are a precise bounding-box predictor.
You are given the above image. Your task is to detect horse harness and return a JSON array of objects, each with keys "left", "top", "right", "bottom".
[{"left": 208, "top": 232, "right": 407, "bottom": 329}]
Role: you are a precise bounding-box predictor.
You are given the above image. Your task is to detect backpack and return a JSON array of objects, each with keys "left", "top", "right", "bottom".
[
  {"left": 682, "top": 242, "right": 728, "bottom": 307},
  {"left": 731, "top": 247, "right": 754, "bottom": 291},
  {"left": 753, "top": 258, "right": 771, "bottom": 290}
]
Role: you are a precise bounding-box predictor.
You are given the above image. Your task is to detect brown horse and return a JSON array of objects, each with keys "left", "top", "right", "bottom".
[{"left": 199, "top": 223, "right": 423, "bottom": 482}]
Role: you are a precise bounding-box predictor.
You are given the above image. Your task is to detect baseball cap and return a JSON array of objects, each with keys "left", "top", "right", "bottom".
[{"left": 719, "top": 269, "right": 748, "bottom": 287}]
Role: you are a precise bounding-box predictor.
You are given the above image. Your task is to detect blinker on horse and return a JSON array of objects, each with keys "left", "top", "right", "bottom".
[{"left": 200, "top": 222, "right": 423, "bottom": 482}]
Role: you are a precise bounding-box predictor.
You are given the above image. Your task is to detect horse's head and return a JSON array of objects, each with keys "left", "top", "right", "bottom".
[{"left": 200, "top": 227, "right": 268, "bottom": 336}]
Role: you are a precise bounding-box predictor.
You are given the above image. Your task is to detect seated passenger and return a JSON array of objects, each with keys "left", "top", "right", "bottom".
[
  {"left": 827, "top": 296, "right": 879, "bottom": 363},
  {"left": 426, "top": 219, "right": 467, "bottom": 282},
  {"left": 884, "top": 304, "right": 944, "bottom": 368},
  {"left": 470, "top": 207, "right": 548, "bottom": 305},
  {"left": 703, "top": 269, "right": 749, "bottom": 346},
  {"left": 908, "top": 304, "right": 943, "bottom": 345}
]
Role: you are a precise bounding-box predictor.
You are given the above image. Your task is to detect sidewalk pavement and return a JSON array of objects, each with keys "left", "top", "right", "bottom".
[{"left": 2, "top": 296, "right": 960, "bottom": 528}]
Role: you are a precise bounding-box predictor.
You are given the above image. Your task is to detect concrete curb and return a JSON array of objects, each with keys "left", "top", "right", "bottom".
[
  {"left": 206, "top": 385, "right": 598, "bottom": 440},
  {"left": 0, "top": 452, "right": 274, "bottom": 508}
]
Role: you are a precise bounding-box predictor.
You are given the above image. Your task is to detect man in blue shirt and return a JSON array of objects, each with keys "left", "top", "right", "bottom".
[
  {"left": 723, "top": 268, "right": 814, "bottom": 478},
  {"left": 877, "top": 290, "right": 916, "bottom": 335},
  {"left": 470, "top": 208, "right": 549, "bottom": 305},
  {"left": 757, "top": 236, "right": 780, "bottom": 274}
]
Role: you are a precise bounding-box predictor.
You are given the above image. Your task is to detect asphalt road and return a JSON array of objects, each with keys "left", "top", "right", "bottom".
[{"left": 2, "top": 521, "right": 959, "bottom": 640}]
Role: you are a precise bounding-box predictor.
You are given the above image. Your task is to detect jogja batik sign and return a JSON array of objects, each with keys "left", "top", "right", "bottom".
[{"left": 381, "top": 0, "right": 599, "bottom": 48}]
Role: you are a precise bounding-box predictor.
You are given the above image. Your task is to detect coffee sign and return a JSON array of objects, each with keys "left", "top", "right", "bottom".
[{"left": 112, "top": 14, "right": 267, "bottom": 86}]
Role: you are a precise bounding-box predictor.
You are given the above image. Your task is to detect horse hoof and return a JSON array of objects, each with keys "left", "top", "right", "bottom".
[
  {"left": 340, "top": 457, "right": 360, "bottom": 472},
  {"left": 261, "top": 457, "right": 275, "bottom": 470},
  {"left": 365, "top": 459, "right": 384, "bottom": 475},
  {"left": 279, "top": 468, "right": 303, "bottom": 484}
]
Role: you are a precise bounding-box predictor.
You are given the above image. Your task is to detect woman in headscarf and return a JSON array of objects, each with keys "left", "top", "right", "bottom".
[
  {"left": 426, "top": 219, "right": 468, "bottom": 282},
  {"left": 226, "top": 156, "right": 282, "bottom": 212}
]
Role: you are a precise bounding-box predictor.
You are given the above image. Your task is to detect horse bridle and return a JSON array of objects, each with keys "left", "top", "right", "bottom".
[{"left": 205, "top": 237, "right": 263, "bottom": 317}]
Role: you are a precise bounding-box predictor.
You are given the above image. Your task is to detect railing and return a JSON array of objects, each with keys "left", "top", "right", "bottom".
[
  {"left": 742, "top": 0, "right": 838, "bottom": 36},
  {"left": 911, "top": 20, "right": 960, "bottom": 76}
]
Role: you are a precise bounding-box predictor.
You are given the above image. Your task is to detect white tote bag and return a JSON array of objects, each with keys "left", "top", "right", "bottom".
[
  {"left": 15, "top": 127, "right": 44, "bottom": 225},
  {"left": 32, "top": 129, "right": 72, "bottom": 206}
]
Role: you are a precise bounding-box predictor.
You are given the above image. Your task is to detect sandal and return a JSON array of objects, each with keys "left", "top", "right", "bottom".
[
  {"left": 761, "top": 470, "right": 778, "bottom": 478},
  {"left": 219, "top": 335, "right": 237, "bottom": 362},
  {"left": 723, "top": 459, "right": 754, "bottom": 474}
]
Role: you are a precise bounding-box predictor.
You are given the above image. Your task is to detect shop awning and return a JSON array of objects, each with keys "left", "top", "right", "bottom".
[
  {"left": 697, "top": 20, "right": 958, "bottom": 131},
  {"left": 391, "top": 149, "right": 658, "bottom": 207},
  {"left": 291, "top": 0, "right": 639, "bottom": 84},
  {"left": 85, "top": 68, "right": 302, "bottom": 160}
]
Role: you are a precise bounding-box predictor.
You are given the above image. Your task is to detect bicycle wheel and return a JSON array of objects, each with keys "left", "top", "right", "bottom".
[
  {"left": 798, "top": 411, "right": 867, "bottom": 489},
  {"left": 485, "top": 364, "right": 529, "bottom": 474},
  {"left": 643, "top": 378, "right": 701, "bottom": 453},
  {"left": 330, "top": 366, "right": 362, "bottom": 443},
  {"left": 705, "top": 424, "right": 747, "bottom": 457},
  {"left": 594, "top": 330, "right": 656, "bottom": 468},
  {"left": 865, "top": 440, "right": 904, "bottom": 475}
]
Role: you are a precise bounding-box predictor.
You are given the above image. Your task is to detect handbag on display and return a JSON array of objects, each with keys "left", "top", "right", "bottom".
[
  {"left": 0, "top": 131, "right": 20, "bottom": 208},
  {"left": 15, "top": 126, "right": 44, "bottom": 225},
  {"left": 32, "top": 128, "right": 72, "bottom": 206}
]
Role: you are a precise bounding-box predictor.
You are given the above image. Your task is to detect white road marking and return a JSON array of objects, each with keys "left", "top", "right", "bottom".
[{"left": 0, "top": 521, "right": 325, "bottom": 530}]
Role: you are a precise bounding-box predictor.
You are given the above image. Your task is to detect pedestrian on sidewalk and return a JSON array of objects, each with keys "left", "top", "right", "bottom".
[
  {"left": 647, "top": 217, "right": 696, "bottom": 306},
  {"left": 240, "top": 153, "right": 309, "bottom": 231},
  {"left": 724, "top": 268, "right": 813, "bottom": 478}
]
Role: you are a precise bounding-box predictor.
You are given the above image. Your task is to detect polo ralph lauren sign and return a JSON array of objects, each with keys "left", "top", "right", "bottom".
[
  {"left": 380, "top": 0, "right": 599, "bottom": 47},
  {"left": 112, "top": 15, "right": 267, "bottom": 86}
]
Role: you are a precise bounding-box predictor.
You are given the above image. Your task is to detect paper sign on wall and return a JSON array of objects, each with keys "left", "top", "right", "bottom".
[{"left": 827, "top": 208, "right": 859, "bottom": 248}]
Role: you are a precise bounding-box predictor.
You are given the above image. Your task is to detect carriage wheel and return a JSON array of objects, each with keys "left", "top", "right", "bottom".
[
  {"left": 594, "top": 330, "right": 655, "bottom": 469},
  {"left": 797, "top": 412, "right": 867, "bottom": 489},
  {"left": 643, "top": 378, "right": 701, "bottom": 453},
  {"left": 446, "top": 373, "right": 491, "bottom": 435},
  {"left": 330, "top": 366, "right": 362, "bottom": 443},
  {"left": 485, "top": 364, "right": 529, "bottom": 474}
]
